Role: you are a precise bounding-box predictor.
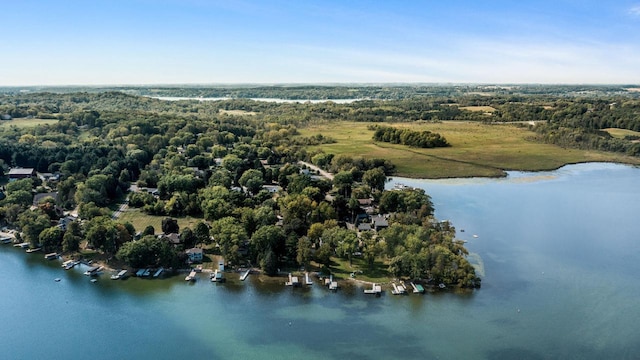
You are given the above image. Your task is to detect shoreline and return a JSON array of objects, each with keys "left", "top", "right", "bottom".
[{"left": 391, "top": 160, "right": 640, "bottom": 180}]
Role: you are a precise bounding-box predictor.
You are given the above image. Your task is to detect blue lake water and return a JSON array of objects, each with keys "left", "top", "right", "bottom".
[{"left": 1, "top": 162, "right": 639, "bottom": 359}]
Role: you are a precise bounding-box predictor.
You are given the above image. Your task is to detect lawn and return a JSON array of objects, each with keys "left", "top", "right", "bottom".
[
  {"left": 0, "top": 118, "right": 58, "bottom": 128},
  {"left": 297, "top": 121, "right": 640, "bottom": 178},
  {"left": 117, "top": 208, "right": 203, "bottom": 233}
]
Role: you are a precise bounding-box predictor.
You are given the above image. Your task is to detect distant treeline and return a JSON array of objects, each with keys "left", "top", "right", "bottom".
[
  {"left": 370, "top": 125, "right": 449, "bottom": 148},
  {"left": 2, "top": 84, "right": 639, "bottom": 99},
  {"left": 1, "top": 90, "right": 639, "bottom": 157}
]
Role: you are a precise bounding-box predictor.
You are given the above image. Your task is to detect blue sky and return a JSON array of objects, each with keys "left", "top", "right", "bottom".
[{"left": 2, "top": 0, "right": 639, "bottom": 85}]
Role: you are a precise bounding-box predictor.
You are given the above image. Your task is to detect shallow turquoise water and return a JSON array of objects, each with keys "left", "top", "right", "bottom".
[{"left": 1, "top": 163, "right": 639, "bottom": 359}]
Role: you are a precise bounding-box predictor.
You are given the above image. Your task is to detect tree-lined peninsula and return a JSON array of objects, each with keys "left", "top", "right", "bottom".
[{"left": 1, "top": 85, "right": 640, "bottom": 289}]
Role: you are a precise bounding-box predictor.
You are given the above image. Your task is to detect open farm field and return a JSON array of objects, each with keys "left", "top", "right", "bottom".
[
  {"left": 298, "top": 121, "right": 640, "bottom": 178},
  {"left": 0, "top": 118, "right": 58, "bottom": 128},
  {"left": 117, "top": 208, "right": 202, "bottom": 233}
]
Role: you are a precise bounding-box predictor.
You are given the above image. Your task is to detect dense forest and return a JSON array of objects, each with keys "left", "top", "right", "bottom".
[{"left": 0, "top": 85, "right": 638, "bottom": 288}]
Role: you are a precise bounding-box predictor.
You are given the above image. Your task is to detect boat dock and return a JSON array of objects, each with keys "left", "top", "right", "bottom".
[
  {"left": 364, "top": 283, "right": 382, "bottom": 295},
  {"left": 411, "top": 282, "right": 425, "bottom": 294},
  {"left": 0, "top": 236, "right": 12, "bottom": 244},
  {"left": 84, "top": 266, "right": 102, "bottom": 276},
  {"left": 240, "top": 269, "right": 251, "bottom": 281},
  {"left": 26, "top": 247, "right": 41, "bottom": 253},
  {"left": 211, "top": 270, "right": 225, "bottom": 283},
  {"left": 305, "top": 272, "right": 313, "bottom": 285},
  {"left": 185, "top": 270, "right": 197, "bottom": 281},
  {"left": 136, "top": 269, "right": 145, "bottom": 277},
  {"left": 285, "top": 273, "right": 300, "bottom": 286},
  {"left": 62, "top": 260, "right": 75, "bottom": 269},
  {"left": 153, "top": 268, "right": 164, "bottom": 278},
  {"left": 14, "top": 242, "right": 30, "bottom": 249},
  {"left": 44, "top": 252, "right": 58, "bottom": 260},
  {"left": 392, "top": 283, "right": 406, "bottom": 295},
  {"left": 111, "top": 269, "right": 128, "bottom": 280},
  {"left": 323, "top": 274, "right": 337, "bottom": 291}
]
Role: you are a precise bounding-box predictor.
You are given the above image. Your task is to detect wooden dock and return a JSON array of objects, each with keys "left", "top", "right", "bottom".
[
  {"left": 211, "top": 269, "right": 225, "bottom": 283},
  {"left": 14, "top": 242, "right": 30, "bottom": 249},
  {"left": 185, "top": 270, "right": 197, "bottom": 281},
  {"left": 305, "top": 272, "right": 313, "bottom": 285},
  {"left": 44, "top": 252, "right": 58, "bottom": 260},
  {"left": 240, "top": 269, "right": 251, "bottom": 281},
  {"left": 26, "top": 247, "right": 41, "bottom": 253}
]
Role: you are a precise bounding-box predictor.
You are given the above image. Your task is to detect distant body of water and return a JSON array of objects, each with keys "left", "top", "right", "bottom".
[
  {"left": 148, "top": 96, "right": 363, "bottom": 103},
  {"left": 1, "top": 162, "right": 639, "bottom": 359}
]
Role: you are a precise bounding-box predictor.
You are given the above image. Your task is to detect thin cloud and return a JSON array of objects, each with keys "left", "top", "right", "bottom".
[{"left": 630, "top": 5, "right": 640, "bottom": 16}]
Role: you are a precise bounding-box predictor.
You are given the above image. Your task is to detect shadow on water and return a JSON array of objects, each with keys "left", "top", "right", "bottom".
[{"left": 487, "top": 348, "right": 544, "bottom": 360}]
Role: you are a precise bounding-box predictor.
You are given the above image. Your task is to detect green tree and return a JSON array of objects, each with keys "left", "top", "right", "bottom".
[
  {"left": 142, "top": 225, "right": 156, "bottom": 236},
  {"left": 210, "top": 216, "right": 247, "bottom": 266},
  {"left": 62, "top": 230, "right": 81, "bottom": 252},
  {"left": 296, "top": 236, "right": 312, "bottom": 270},
  {"left": 362, "top": 167, "right": 387, "bottom": 192},
  {"left": 238, "top": 169, "right": 264, "bottom": 195},
  {"left": 194, "top": 221, "right": 211, "bottom": 245},
  {"left": 39, "top": 227, "right": 64, "bottom": 252},
  {"left": 161, "top": 217, "right": 179, "bottom": 234},
  {"left": 250, "top": 225, "right": 285, "bottom": 266}
]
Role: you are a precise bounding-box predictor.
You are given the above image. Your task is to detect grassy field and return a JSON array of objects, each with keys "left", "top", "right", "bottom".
[
  {"left": 218, "top": 109, "right": 257, "bottom": 116},
  {"left": 298, "top": 121, "right": 640, "bottom": 178},
  {"left": 459, "top": 105, "right": 496, "bottom": 113},
  {"left": 117, "top": 208, "right": 202, "bottom": 233},
  {"left": 0, "top": 118, "right": 58, "bottom": 128},
  {"left": 603, "top": 128, "right": 640, "bottom": 139}
]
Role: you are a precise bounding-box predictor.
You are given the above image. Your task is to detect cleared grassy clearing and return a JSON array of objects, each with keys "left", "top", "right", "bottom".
[
  {"left": 218, "top": 109, "right": 257, "bottom": 116},
  {"left": 117, "top": 208, "right": 202, "bottom": 233},
  {"left": 298, "top": 121, "right": 640, "bottom": 178},
  {"left": 603, "top": 128, "right": 640, "bottom": 139},
  {"left": 0, "top": 118, "right": 58, "bottom": 128},
  {"left": 459, "top": 105, "right": 496, "bottom": 112}
]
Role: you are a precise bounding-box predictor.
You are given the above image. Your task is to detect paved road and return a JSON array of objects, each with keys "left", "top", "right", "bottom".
[{"left": 298, "top": 161, "right": 334, "bottom": 180}]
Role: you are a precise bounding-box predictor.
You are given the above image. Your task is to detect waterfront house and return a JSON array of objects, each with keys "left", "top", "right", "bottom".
[{"left": 186, "top": 248, "right": 203, "bottom": 263}]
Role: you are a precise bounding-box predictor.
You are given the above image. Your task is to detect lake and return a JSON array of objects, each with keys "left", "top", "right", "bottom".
[{"left": 1, "top": 162, "right": 639, "bottom": 359}]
